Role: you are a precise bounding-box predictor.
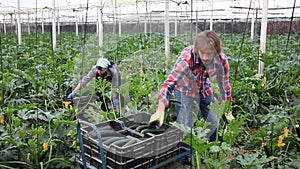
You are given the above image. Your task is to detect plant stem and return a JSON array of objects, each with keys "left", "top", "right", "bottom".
[
  {"left": 270, "top": 123, "right": 274, "bottom": 156},
  {"left": 284, "top": 142, "right": 290, "bottom": 156},
  {"left": 196, "top": 151, "right": 201, "bottom": 169}
]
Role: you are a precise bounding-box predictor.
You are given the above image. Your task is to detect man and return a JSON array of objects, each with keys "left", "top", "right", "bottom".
[
  {"left": 149, "top": 30, "right": 232, "bottom": 141},
  {"left": 67, "top": 58, "right": 124, "bottom": 111}
]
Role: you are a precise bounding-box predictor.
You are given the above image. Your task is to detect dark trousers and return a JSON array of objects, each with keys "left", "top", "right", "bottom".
[
  {"left": 96, "top": 91, "right": 125, "bottom": 112},
  {"left": 96, "top": 91, "right": 110, "bottom": 112}
]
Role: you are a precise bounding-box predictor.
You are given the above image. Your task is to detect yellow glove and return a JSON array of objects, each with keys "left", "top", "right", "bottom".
[
  {"left": 225, "top": 111, "right": 235, "bottom": 121},
  {"left": 149, "top": 109, "right": 165, "bottom": 126}
]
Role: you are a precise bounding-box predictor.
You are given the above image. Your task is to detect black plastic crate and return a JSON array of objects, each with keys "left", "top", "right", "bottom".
[
  {"left": 153, "top": 142, "right": 190, "bottom": 165},
  {"left": 81, "top": 153, "right": 112, "bottom": 169},
  {"left": 150, "top": 125, "right": 184, "bottom": 156},
  {"left": 81, "top": 120, "right": 125, "bottom": 136},
  {"left": 83, "top": 131, "right": 155, "bottom": 164},
  {"left": 80, "top": 112, "right": 185, "bottom": 168},
  {"left": 80, "top": 142, "right": 190, "bottom": 169},
  {"left": 118, "top": 112, "right": 184, "bottom": 155},
  {"left": 80, "top": 118, "right": 157, "bottom": 164},
  {"left": 83, "top": 152, "right": 154, "bottom": 169}
]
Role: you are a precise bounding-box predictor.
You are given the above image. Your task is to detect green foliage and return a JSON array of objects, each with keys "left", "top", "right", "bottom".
[
  {"left": 222, "top": 113, "right": 248, "bottom": 145},
  {"left": 1, "top": 31, "right": 299, "bottom": 168},
  {"left": 236, "top": 153, "right": 276, "bottom": 169},
  {"left": 0, "top": 32, "right": 81, "bottom": 168}
]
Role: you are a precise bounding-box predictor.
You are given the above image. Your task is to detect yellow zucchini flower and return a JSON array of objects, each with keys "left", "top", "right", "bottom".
[{"left": 43, "top": 142, "right": 49, "bottom": 152}]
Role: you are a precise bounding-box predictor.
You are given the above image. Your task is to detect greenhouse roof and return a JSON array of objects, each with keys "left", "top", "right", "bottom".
[{"left": 0, "top": 0, "right": 299, "bottom": 23}]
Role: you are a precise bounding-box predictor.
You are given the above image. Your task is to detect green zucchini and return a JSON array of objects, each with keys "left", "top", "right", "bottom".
[
  {"left": 127, "top": 124, "right": 140, "bottom": 130},
  {"left": 141, "top": 128, "right": 166, "bottom": 134},
  {"left": 135, "top": 125, "right": 149, "bottom": 132}
]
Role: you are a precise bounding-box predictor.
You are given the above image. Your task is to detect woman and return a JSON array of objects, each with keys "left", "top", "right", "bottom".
[{"left": 68, "top": 58, "right": 124, "bottom": 111}]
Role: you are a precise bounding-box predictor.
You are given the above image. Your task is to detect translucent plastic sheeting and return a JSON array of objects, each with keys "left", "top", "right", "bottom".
[{"left": 0, "top": 0, "right": 299, "bottom": 23}]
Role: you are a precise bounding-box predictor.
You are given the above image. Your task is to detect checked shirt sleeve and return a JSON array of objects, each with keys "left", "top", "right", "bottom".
[{"left": 158, "top": 57, "right": 190, "bottom": 107}]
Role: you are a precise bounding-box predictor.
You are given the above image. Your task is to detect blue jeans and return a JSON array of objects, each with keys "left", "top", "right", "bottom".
[
  {"left": 174, "top": 89, "right": 218, "bottom": 141},
  {"left": 174, "top": 89, "right": 182, "bottom": 116}
]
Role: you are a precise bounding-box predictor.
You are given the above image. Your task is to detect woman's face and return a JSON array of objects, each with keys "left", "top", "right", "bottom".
[
  {"left": 198, "top": 45, "right": 216, "bottom": 66},
  {"left": 97, "top": 68, "right": 107, "bottom": 75}
]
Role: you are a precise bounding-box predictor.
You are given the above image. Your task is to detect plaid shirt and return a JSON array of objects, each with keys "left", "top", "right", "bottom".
[{"left": 158, "top": 46, "right": 232, "bottom": 107}]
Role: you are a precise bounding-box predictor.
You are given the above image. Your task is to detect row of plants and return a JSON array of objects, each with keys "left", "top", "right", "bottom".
[
  {"left": 0, "top": 32, "right": 83, "bottom": 168},
  {"left": 0, "top": 31, "right": 299, "bottom": 168}
]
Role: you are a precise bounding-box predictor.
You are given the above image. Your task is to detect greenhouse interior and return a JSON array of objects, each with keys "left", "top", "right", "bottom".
[{"left": 0, "top": 0, "right": 299, "bottom": 168}]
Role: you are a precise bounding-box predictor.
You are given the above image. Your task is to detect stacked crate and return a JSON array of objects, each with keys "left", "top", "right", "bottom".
[{"left": 79, "top": 112, "right": 187, "bottom": 169}]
